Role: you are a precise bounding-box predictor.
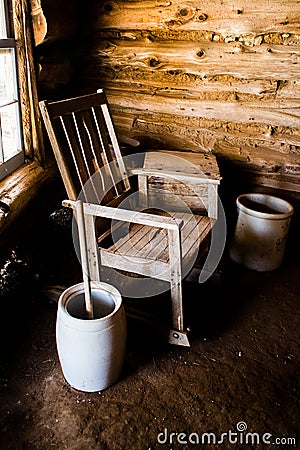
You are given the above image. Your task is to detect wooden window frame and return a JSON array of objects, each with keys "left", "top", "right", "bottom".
[{"left": 0, "top": 0, "right": 54, "bottom": 237}]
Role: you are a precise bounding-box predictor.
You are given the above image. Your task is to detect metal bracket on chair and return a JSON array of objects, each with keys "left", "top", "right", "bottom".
[{"left": 167, "top": 329, "right": 190, "bottom": 347}]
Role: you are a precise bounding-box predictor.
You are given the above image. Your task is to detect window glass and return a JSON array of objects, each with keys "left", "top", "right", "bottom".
[
  {"left": 0, "top": 1, "right": 7, "bottom": 38},
  {"left": 0, "top": 49, "right": 22, "bottom": 162},
  {"left": 0, "top": 1, "right": 24, "bottom": 180}
]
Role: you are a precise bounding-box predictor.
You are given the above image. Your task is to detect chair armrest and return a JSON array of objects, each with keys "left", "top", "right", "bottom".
[
  {"left": 128, "top": 167, "right": 220, "bottom": 185},
  {"left": 63, "top": 199, "right": 183, "bottom": 231}
]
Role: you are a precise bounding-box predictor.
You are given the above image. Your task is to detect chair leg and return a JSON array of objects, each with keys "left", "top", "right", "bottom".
[
  {"left": 167, "top": 227, "right": 189, "bottom": 346},
  {"left": 169, "top": 278, "right": 190, "bottom": 346},
  {"left": 170, "top": 277, "right": 184, "bottom": 332}
]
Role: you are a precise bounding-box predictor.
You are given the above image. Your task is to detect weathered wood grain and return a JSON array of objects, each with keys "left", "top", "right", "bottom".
[
  {"left": 105, "top": 88, "right": 300, "bottom": 129},
  {"left": 87, "top": 39, "right": 300, "bottom": 80},
  {"left": 54, "top": 0, "right": 300, "bottom": 196},
  {"left": 89, "top": 28, "right": 300, "bottom": 47},
  {"left": 105, "top": 103, "right": 300, "bottom": 178},
  {"left": 111, "top": 108, "right": 300, "bottom": 148},
  {"left": 109, "top": 106, "right": 300, "bottom": 191},
  {"left": 90, "top": 0, "right": 300, "bottom": 35},
  {"left": 81, "top": 73, "right": 280, "bottom": 102}
]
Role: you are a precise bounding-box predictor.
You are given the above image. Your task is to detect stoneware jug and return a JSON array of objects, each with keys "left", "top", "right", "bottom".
[
  {"left": 56, "top": 281, "right": 126, "bottom": 392},
  {"left": 230, "top": 193, "right": 294, "bottom": 271}
]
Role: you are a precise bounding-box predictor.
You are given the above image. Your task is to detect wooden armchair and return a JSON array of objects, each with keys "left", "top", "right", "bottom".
[{"left": 39, "top": 90, "right": 221, "bottom": 346}]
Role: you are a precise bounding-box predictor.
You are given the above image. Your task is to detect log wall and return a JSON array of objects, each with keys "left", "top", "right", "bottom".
[{"left": 76, "top": 0, "right": 300, "bottom": 197}]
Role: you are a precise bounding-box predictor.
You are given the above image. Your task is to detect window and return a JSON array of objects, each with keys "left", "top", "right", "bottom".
[
  {"left": 0, "top": 1, "right": 53, "bottom": 236},
  {"left": 0, "top": 0, "right": 24, "bottom": 181}
]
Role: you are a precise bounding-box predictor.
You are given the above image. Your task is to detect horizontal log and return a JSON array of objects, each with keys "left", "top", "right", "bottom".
[
  {"left": 0, "top": 162, "right": 56, "bottom": 236},
  {"left": 109, "top": 109, "right": 300, "bottom": 172},
  {"left": 91, "top": 29, "right": 300, "bottom": 48},
  {"left": 122, "top": 115, "right": 300, "bottom": 149},
  {"left": 85, "top": 49, "right": 300, "bottom": 98},
  {"left": 105, "top": 88, "right": 300, "bottom": 129},
  {"left": 87, "top": 39, "right": 300, "bottom": 80},
  {"left": 110, "top": 99, "right": 300, "bottom": 137},
  {"left": 81, "top": 71, "right": 280, "bottom": 101},
  {"left": 90, "top": 0, "right": 300, "bottom": 35},
  {"left": 109, "top": 110, "right": 300, "bottom": 164}
]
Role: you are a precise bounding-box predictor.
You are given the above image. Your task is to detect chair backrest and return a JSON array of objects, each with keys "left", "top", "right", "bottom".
[{"left": 39, "top": 90, "right": 131, "bottom": 204}]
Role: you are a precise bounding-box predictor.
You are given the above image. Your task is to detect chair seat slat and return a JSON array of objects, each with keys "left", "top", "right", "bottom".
[{"left": 105, "top": 213, "right": 214, "bottom": 264}]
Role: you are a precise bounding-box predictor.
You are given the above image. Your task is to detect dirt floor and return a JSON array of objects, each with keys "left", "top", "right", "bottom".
[{"left": 0, "top": 202, "right": 299, "bottom": 450}]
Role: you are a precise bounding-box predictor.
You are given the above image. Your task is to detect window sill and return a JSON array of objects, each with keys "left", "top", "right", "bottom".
[{"left": 0, "top": 161, "right": 56, "bottom": 236}]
